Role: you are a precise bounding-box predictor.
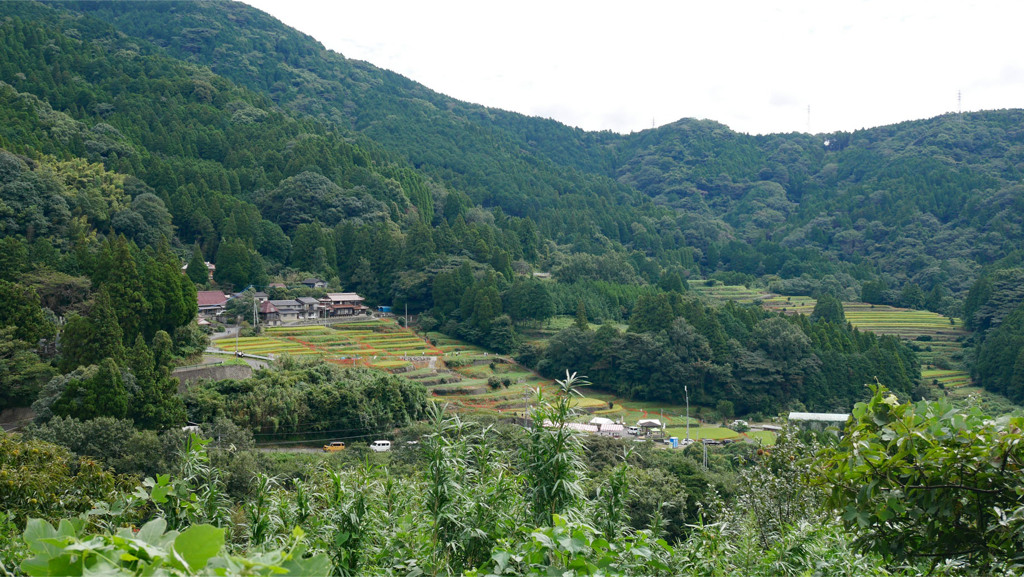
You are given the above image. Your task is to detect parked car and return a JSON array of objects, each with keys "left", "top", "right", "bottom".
[
  {"left": 627, "top": 426, "right": 640, "bottom": 436},
  {"left": 322, "top": 441, "right": 345, "bottom": 452},
  {"left": 369, "top": 440, "right": 392, "bottom": 452}
]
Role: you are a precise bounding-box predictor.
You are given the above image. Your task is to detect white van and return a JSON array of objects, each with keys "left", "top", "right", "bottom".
[
  {"left": 627, "top": 426, "right": 640, "bottom": 436},
  {"left": 369, "top": 440, "right": 392, "bottom": 452}
]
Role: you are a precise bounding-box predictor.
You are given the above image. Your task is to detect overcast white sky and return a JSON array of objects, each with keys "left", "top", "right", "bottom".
[{"left": 241, "top": 0, "right": 1024, "bottom": 135}]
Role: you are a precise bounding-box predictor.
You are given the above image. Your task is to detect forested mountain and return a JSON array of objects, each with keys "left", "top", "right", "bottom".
[
  {"left": 1, "top": 0, "right": 1022, "bottom": 408},
  {"left": 53, "top": 0, "right": 1024, "bottom": 307}
]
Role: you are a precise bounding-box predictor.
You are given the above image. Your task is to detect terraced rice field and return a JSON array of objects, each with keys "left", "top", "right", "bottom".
[
  {"left": 418, "top": 333, "right": 608, "bottom": 414},
  {"left": 414, "top": 328, "right": 777, "bottom": 445},
  {"left": 211, "top": 319, "right": 442, "bottom": 369},
  {"left": 422, "top": 281, "right": 976, "bottom": 438},
  {"left": 759, "top": 295, "right": 816, "bottom": 314},
  {"left": 921, "top": 368, "right": 971, "bottom": 389},
  {"left": 686, "top": 282, "right": 769, "bottom": 305}
]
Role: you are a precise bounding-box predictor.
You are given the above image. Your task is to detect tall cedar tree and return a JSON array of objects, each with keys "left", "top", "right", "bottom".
[
  {"left": 95, "top": 235, "right": 149, "bottom": 345},
  {"left": 129, "top": 332, "right": 186, "bottom": 429},
  {"left": 58, "top": 289, "right": 125, "bottom": 372},
  {"left": 140, "top": 244, "right": 197, "bottom": 340},
  {"left": 186, "top": 243, "right": 208, "bottom": 285},
  {"left": 52, "top": 358, "right": 129, "bottom": 421},
  {"left": 574, "top": 299, "right": 589, "bottom": 331},
  {"left": 810, "top": 293, "right": 846, "bottom": 324}
]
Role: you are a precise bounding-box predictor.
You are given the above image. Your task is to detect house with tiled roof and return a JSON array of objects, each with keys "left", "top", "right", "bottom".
[
  {"left": 296, "top": 297, "right": 321, "bottom": 319},
  {"left": 269, "top": 300, "right": 303, "bottom": 322},
  {"left": 233, "top": 290, "right": 269, "bottom": 303},
  {"left": 196, "top": 291, "right": 229, "bottom": 318},
  {"left": 319, "top": 292, "right": 368, "bottom": 317},
  {"left": 258, "top": 300, "right": 280, "bottom": 325}
]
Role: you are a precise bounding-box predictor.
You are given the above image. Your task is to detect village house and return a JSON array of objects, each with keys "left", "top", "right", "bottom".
[
  {"left": 295, "top": 297, "right": 321, "bottom": 319},
  {"left": 196, "top": 291, "right": 229, "bottom": 318},
  {"left": 258, "top": 300, "right": 280, "bottom": 325},
  {"left": 301, "top": 278, "right": 327, "bottom": 289},
  {"left": 233, "top": 290, "right": 269, "bottom": 303},
  {"left": 268, "top": 299, "right": 304, "bottom": 322},
  {"left": 319, "top": 292, "right": 368, "bottom": 317}
]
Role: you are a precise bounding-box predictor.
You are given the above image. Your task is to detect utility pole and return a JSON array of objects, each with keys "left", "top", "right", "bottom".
[{"left": 685, "top": 385, "right": 690, "bottom": 441}]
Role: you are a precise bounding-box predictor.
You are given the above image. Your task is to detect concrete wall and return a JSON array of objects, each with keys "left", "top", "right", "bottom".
[
  {"left": 0, "top": 406, "right": 36, "bottom": 431},
  {"left": 173, "top": 364, "right": 252, "bottom": 393}
]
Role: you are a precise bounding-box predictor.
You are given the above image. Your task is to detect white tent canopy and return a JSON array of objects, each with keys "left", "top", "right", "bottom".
[{"left": 788, "top": 412, "right": 850, "bottom": 423}]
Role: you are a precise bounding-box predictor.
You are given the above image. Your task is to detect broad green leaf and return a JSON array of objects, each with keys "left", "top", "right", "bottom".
[
  {"left": 57, "top": 519, "right": 81, "bottom": 539},
  {"left": 23, "top": 519, "right": 59, "bottom": 557},
  {"left": 20, "top": 553, "right": 76, "bottom": 577},
  {"left": 491, "top": 550, "right": 511, "bottom": 573},
  {"left": 280, "top": 552, "right": 331, "bottom": 576},
  {"left": 19, "top": 557, "right": 50, "bottom": 577},
  {"left": 532, "top": 532, "right": 555, "bottom": 550},
  {"left": 136, "top": 519, "right": 167, "bottom": 546},
  {"left": 150, "top": 484, "right": 170, "bottom": 504},
  {"left": 172, "top": 524, "right": 224, "bottom": 572}
]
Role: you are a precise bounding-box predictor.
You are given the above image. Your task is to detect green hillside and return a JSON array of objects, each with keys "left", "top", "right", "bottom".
[{"left": 56, "top": 1, "right": 1024, "bottom": 305}]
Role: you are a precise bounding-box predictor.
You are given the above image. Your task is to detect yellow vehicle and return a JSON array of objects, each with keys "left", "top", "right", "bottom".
[{"left": 322, "top": 441, "right": 345, "bottom": 452}]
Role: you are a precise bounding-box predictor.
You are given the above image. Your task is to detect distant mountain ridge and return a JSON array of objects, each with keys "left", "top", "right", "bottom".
[{"left": 7, "top": 0, "right": 1024, "bottom": 307}]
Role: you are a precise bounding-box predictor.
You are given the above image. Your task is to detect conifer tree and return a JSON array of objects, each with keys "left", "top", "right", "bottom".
[
  {"left": 97, "top": 235, "right": 149, "bottom": 344},
  {"left": 186, "top": 243, "right": 208, "bottom": 285},
  {"left": 214, "top": 238, "right": 252, "bottom": 291},
  {"left": 59, "top": 290, "right": 125, "bottom": 372},
  {"left": 404, "top": 219, "right": 436, "bottom": 268},
  {"left": 575, "top": 299, "right": 589, "bottom": 331},
  {"left": 52, "top": 358, "right": 128, "bottom": 421},
  {"left": 129, "top": 332, "right": 185, "bottom": 429},
  {"left": 811, "top": 293, "right": 846, "bottom": 325}
]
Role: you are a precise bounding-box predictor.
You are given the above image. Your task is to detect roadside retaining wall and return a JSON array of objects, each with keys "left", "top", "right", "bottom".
[{"left": 173, "top": 364, "right": 252, "bottom": 393}]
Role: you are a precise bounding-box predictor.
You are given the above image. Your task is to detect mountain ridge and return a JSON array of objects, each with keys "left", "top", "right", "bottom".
[{"left": 3, "top": 0, "right": 1022, "bottom": 308}]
